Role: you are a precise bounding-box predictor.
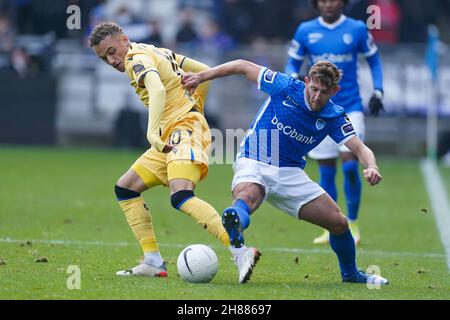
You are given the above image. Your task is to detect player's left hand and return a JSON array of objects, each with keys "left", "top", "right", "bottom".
[
  {"left": 363, "top": 167, "right": 382, "bottom": 186},
  {"left": 368, "top": 90, "right": 384, "bottom": 116},
  {"left": 181, "top": 73, "right": 201, "bottom": 95}
]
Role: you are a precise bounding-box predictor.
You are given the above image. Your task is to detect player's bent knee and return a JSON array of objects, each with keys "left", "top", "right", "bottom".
[
  {"left": 330, "top": 215, "right": 349, "bottom": 235},
  {"left": 114, "top": 185, "right": 141, "bottom": 201},
  {"left": 171, "top": 190, "right": 195, "bottom": 210}
]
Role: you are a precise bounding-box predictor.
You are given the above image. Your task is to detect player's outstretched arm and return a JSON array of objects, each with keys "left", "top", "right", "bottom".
[
  {"left": 344, "top": 136, "right": 382, "bottom": 186},
  {"left": 177, "top": 55, "right": 211, "bottom": 102},
  {"left": 181, "top": 59, "right": 263, "bottom": 95}
]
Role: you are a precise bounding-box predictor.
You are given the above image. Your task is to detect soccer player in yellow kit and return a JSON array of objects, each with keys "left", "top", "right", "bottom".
[{"left": 89, "top": 22, "right": 260, "bottom": 283}]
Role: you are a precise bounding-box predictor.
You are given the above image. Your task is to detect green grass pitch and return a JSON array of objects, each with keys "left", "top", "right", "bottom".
[{"left": 0, "top": 146, "right": 449, "bottom": 299}]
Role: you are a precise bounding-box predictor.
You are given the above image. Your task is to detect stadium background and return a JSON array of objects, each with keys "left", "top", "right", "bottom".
[{"left": 1, "top": 0, "right": 450, "bottom": 300}]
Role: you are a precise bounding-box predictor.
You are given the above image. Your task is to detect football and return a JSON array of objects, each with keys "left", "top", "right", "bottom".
[{"left": 177, "top": 244, "right": 218, "bottom": 283}]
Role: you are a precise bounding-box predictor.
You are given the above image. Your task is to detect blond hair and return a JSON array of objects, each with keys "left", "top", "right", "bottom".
[{"left": 308, "top": 61, "right": 343, "bottom": 89}]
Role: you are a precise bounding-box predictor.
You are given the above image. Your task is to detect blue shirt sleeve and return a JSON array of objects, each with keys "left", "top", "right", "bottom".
[
  {"left": 328, "top": 113, "right": 357, "bottom": 146},
  {"left": 357, "top": 22, "right": 378, "bottom": 58},
  {"left": 287, "top": 24, "right": 308, "bottom": 61},
  {"left": 366, "top": 52, "right": 383, "bottom": 92},
  {"left": 257, "top": 68, "right": 291, "bottom": 97},
  {"left": 357, "top": 22, "right": 383, "bottom": 91}
]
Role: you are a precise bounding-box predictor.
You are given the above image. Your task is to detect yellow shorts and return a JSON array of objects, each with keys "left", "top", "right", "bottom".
[{"left": 131, "top": 111, "right": 211, "bottom": 186}]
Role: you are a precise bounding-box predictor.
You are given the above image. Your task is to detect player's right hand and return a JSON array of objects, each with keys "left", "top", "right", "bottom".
[
  {"left": 181, "top": 73, "right": 201, "bottom": 95},
  {"left": 363, "top": 167, "right": 382, "bottom": 186},
  {"left": 162, "top": 144, "right": 175, "bottom": 153},
  {"left": 148, "top": 134, "right": 174, "bottom": 153}
]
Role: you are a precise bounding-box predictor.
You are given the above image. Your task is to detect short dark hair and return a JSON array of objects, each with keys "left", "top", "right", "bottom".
[
  {"left": 311, "top": 0, "right": 348, "bottom": 9},
  {"left": 88, "top": 22, "right": 124, "bottom": 47}
]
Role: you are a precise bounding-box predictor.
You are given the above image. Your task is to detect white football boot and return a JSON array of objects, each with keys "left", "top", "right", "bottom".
[
  {"left": 234, "top": 247, "right": 261, "bottom": 284},
  {"left": 116, "top": 262, "right": 167, "bottom": 277}
]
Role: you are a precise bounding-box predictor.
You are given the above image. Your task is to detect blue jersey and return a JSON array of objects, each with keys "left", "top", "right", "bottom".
[
  {"left": 238, "top": 68, "right": 356, "bottom": 169},
  {"left": 286, "top": 15, "right": 381, "bottom": 113}
]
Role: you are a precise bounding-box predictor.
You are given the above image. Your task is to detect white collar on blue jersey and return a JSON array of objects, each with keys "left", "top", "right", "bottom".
[
  {"left": 318, "top": 14, "right": 347, "bottom": 30},
  {"left": 303, "top": 88, "right": 313, "bottom": 111}
]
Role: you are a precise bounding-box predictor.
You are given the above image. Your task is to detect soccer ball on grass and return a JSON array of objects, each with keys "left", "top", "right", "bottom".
[{"left": 177, "top": 244, "right": 218, "bottom": 283}]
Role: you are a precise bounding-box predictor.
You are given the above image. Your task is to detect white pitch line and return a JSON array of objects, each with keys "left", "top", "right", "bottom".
[
  {"left": 0, "top": 237, "right": 445, "bottom": 260},
  {"left": 420, "top": 159, "right": 450, "bottom": 270}
]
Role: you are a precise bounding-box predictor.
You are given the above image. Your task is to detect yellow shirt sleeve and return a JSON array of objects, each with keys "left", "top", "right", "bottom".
[
  {"left": 130, "top": 54, "right": 158, "bottom": 88},
  {"left": 176, "top": 55, "right": 211, "bottom": 107},
  {"left": 143, "top": 69, "right": 167, "bottom": 152}
]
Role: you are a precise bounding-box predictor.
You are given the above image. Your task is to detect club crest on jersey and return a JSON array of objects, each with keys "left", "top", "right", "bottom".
[
  {"left": 315, "top": 119, "right": 326, "bottom": 130},
  {"left": 264, "top": 70, "right": 276, "bottom": 83},
  {"left": 308, "top": 33, "right": 323, "bottom": 44},
  {"left": 341, "top": 123, "right": 355, "bottom": 136},
  {"left": 343, "top": 33, "right": 353, "bottom": 45},
  {"left": 132, "top": 63, "right": 145, "bottom": 75}
]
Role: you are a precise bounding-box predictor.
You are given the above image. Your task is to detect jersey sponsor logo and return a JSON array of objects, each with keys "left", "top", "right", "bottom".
[
  {"left": 132, "top": 62, "right": 145, "bottom": 75},
  {"left": 271, "top": 115, "right": 316, "bottom": 144},
  {"left": 341, "top": 123, "right": 355, "bottom": 136},
  {"left": 311, "top": 53, "right": 353, "bottom": 63},
  {"left": 315, "top": 119, "right": 326, "bottom": 130},
  {"left": 343, "top": 33, "right": 353, "bottom": 45},
  {"left": 264, "top": 69, "right": 276, "bottom": 83},
  {"left": 282, "top": 96, "right": 300, "bottom": 109},
  {"left": 308, "top": 32, "right": 323, "bottom": 44}
]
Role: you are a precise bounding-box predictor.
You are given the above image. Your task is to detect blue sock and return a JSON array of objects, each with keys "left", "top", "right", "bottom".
[
  {"left": 318, "top": 165, "right": 337, "bottom": 202},
  {"left": 231, "top": 199, "right": 251, "bottom": 229},
  {"left": 343, "top": 160, "right": 361, "bottom": 221},
  {"left": 329, "top": 229, "right": 357, "bottom": 279}
]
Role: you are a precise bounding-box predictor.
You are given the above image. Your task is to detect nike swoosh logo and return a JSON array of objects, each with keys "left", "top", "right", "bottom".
[{"left": 183, "top": 248, "right": 194, "bottom": 275}]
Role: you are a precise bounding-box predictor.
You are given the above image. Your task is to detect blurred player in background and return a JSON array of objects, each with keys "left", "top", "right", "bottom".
[
  {"left": 285, "top": 0, "right": 384, "bottom": 245},
  {"left": 89, "top": 22, "right": 256, "bottom": 283},
  {"left": 182, "top": 59, "right": 388, "bottom": 285}
]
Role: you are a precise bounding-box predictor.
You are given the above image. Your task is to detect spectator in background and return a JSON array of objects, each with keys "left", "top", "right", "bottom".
[
  {"left": 10, "top": 46, "right": 30, "bottom": 77},
  {"left": 175, "top": 8, "right": 200, "bottom": 49},
  {"left": 198, "top": 18, "right": 234, "bottom": 53},
  {"left": 0, "top": 14, "right": 15, "bottom": 53},
  {"left": 370, "top": 0, "right": 400, "bottom": 44},
  {"left": 142, "top": 19, "right": 163, "bottom": 48},
  {"left": 113, "top": 5, "right": 135, "bottom": 27},
  {"left": 218, "top": 0, "right": 252, "bottom": 44},
  {"left": 14, "top": 0, "right": 33, "bottom": 34}
]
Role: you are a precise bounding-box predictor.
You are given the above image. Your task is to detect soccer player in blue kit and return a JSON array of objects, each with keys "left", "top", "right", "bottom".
[
  {"left": 181, "top": 59, "right": 388, "bottom": 285},
  {"left": 285, "top": 0, "right": 384, "bottom": 245}
]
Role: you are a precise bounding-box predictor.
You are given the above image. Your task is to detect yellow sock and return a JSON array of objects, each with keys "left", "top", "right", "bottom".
[
  {"left": 179, "top": 197, "right": 230, "bottom": 246},
  {"left": 118, "top": 196, "right": 159, "bottom": 253}
]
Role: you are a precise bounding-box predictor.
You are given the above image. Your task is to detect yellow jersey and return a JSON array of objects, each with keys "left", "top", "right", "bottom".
[{"left": 124, "top": 42, "right": 200, "bottom": 131}]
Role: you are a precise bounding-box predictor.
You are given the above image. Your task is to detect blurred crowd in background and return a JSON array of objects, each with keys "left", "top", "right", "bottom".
[{"left": 0, "top": 0, "right": 450, "bottom": 77}]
